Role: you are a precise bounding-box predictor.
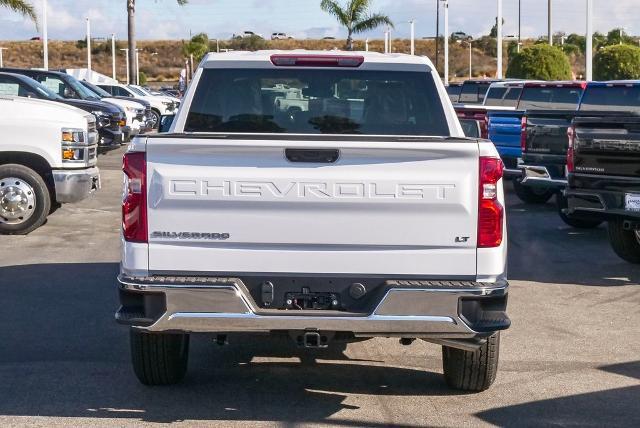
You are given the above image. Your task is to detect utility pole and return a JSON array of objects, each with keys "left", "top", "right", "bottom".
[
  {"left": 586, "top": 0, "right": 593, "bottom": 81},
  {"left": 443, "top": 0, "right": 449, "bottom": 85},
  {"left": 548, "top": 0, "right": 553, "bottom": 45},
  {"left": 497, "top": 0, "right": 503, "bottom": 78},
  {"left": 0, "top": 48, "right": 7, "bottom": 68},
  {"left": 435, "top": 0, "right": 440, "bottom": 72},
  {"left": 111, "top": 34, "right": 116, "bottom": 80},
  {"left": 410, "top": 20, "right": 415, "bottom": 55},
  {"left": 365, "top": 38, "right": 369, "bottom": 52},
  {"left": 42, "top": 0, "right": 48, "bottom": 70},
  {"left": 120, "top": 48, "right": 130, "bottom": 84},
  {"left": 86, "top": 18, "right": 92, "bottom": 71}
]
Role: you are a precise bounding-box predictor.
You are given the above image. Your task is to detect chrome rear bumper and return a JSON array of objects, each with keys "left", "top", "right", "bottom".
[
  {"left": 521, "top": 165, "right": 567, "bottom": 189},
  {"left": 117, "top": 275, "right": 509, "bottom": 338}
]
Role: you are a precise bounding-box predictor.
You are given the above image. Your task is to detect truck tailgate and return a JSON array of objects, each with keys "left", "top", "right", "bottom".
[
  {"left": 145, "top": 137, "right": 479, "bottom": 276},
  {"left": 574, "top": 116, "right": 640, "bottom": 178}
]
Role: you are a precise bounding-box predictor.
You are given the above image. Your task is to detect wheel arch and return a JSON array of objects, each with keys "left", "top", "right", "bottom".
[{"left": 0, "top": 152, "right": 55, "bottom": 192}]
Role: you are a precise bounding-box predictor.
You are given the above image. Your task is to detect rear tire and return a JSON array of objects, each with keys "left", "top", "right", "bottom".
[
  {"left": 556, "top": 194, "right": 603, "bottom": 229},
  {"left": 512, "top": 179, "right": 554, "bottom": 204},
  {"left": 608, "top": 219, "right": 640, "bottom": 264},
  {"left": 442, "top": 332, "right": 500, "bottom": 392},
  {"left": 130, "top": 330, "right": 190, "bottom": 386},
  {"left": 0, "top": 164, "right": 51, "bottom": 235}
]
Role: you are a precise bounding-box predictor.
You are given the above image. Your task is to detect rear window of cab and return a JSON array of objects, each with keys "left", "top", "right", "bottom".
[{"left": 185, "top": 68, "right": 450, "bottom": 136}]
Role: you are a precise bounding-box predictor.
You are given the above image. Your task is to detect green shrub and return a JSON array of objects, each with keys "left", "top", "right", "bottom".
[
  {"left": 506, "top": 44, "right": 572, "bottom": 80},
  {"left": 594, "top": 44, "right": 640, "bottom": 80},
  {"left": 138, "top": 71, "right": 148, "bottom": 85}
]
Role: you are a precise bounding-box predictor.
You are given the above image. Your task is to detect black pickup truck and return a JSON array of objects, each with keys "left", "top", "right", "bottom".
[
  {"left": 519, "top": 82, "right": 640, "bottom": 227},
  {"left": 565, "top": 109, "right": 640, "bottom": 263}
]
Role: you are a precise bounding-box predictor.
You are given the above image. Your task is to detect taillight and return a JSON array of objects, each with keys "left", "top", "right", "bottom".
[
  {"left": 270, "top": 54, "right": 364, "bottom": 67},
  {"left": 478, "top": 157, "right": 504, "bottom": 248},
  {"left": 567, "top": 125, "right": 575, "bottom": 173},
  {"left": 122, "top": 152, "right": 147, "bottom": 243},
  {"left": 520, "top": 116, "right": 527, "bottom": 152}
]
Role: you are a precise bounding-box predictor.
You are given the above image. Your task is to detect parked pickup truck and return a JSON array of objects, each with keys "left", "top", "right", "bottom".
[
  {"left": 0, "top": 96, "right": 99, "bottom": 234},
  {"left": 455, "top": 81, "right": 527, "bottom": 139},
  {"left": 0, "top": 68, "right": 126, "bottom": 149},
  {"left": 488, "top": 81, "right": 586, "bottom": 202},
  {"left": 519, "top": 82, "right": 640, "bottom": 227},
  {"left": 116, "top": 51, "right": 510, "bottom": 392},
  {"left": 565, "top": 108, "right": 640, "bottom": 263}
]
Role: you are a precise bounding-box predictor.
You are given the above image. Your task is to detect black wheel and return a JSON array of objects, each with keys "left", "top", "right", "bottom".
[
  {"left": 149, "top": 109, "right": 161, "bottom": 130},
  {"left": 556, "top": 194, "right": 603, "bottom": 229},
  {"left": 512, "top": 179, "right": 554, "bottom": 204},
  {"left": 130, "top": 330, "right": 190, "bottom": 386},
  {"left": 0, "top": 164, "right": 51, "bottom": 235},
  {"left": 442, "top": 332, "right": 500, "bottom": 392},
  {"left": 608, "top": 219, "right": 640, "bottom": 264}
]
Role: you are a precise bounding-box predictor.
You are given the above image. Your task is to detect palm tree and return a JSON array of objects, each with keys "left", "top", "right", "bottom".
[
  {"left": 1, "top": 0, "right": 37, "bottom": 23},
  {"left": 127, "top": 0, "right": 188, "bottom": 84},
  {"left": 321, "top": 0, "right": 393, "bottom": 51}
]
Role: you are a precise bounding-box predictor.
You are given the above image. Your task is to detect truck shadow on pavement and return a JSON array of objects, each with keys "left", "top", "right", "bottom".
[{"left": 0, "top": 262, "right": 453, "bottom": 425}]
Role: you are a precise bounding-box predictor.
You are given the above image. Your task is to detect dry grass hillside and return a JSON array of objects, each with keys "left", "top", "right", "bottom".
[{"left": 0, "top": 38, "right": 500, "bottom": 83}]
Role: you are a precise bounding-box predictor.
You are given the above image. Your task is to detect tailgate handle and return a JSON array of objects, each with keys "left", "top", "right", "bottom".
[{"left": 285, "top": 148, "right": 339, "bottom": 163}]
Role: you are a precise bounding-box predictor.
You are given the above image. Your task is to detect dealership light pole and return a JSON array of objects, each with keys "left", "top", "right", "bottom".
[
  {"left": 409, "top": 20, "right": 416, "bottom": 55},
  {"left": 0, "top": 48, "right": 7, "bottom": 68},
  {"left": 548, "top": 0, "right": 553, "bottom": 45},
  {"left": 136, "top": 49, "right": 140, "bottom": 85},
  {"left": 497, "top": 0, "right": 503, "bottom": 78},
  {"left": 111, "top": 34, "right": 117, "bottom": 80},
  {"left": 518, "top": 0, "right": 522, "bottom": 52},
  {"left": 120, "top": 48, "right": 130, "bottom": 84},
  {"left": 435, "top": 0, "right": 440, "bottom": 72},
  {"left": 42, "top": 0, "right": 49, "bottom": 70},
  {"left": 443, "top": 0, "right": 449, "bottom": 85},
  {"left": 586, "top": 0, "right": 593, "bottom": 81},
  {"left": 86, "top": 18, "right": 92, "bottom": 71}
]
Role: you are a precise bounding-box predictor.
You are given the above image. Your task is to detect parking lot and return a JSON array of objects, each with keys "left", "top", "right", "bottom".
[{"left": 0, "top": 146, "right": 638, "bottom": 427}]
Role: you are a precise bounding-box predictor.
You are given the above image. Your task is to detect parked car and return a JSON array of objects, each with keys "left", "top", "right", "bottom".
[
  {"left": 271, "top": 32, "right": 291, "bottom": 40},
  {"left": 0, "top": 96, "right": 99, "bottom": 234},
  {"left": 234, "top": 31, "right": 262, "bottom": 39},
  {"left": 97, "top": 83, "right": 178, "bottom": 130},
  {"left": 116, "top": 50, "right": 510, "bottom": 392},
  {"left": 78, "top": 80, "right": 152, "bottom": 140},
  {"left": 487, "top": 81, "right": 586, "bottom": 199},
  {"left": 129, "top": 84, "right": 181, "bottom": 106},
  {"left": 0, "top": 69, "right": 126, "bottom": 149},
  {"left": 565, "top": 109, "right": 640, "bottom": 263},
  {"left": 447, "top": 82, "right": 463, "bottom": 103},
  {"left": 518, "top": 82, "right": 640, "bottom": 227},
  {"left": 451, "top": 31, "right": 472, "bottom": 41}
]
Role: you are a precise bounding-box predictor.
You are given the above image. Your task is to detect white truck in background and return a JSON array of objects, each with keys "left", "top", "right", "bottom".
[
  {"left": 116, "top": 51, "right": 510, "bottom": 392},
  {"left": 0, "top": 96, "right": 100, "bottom": 234}
]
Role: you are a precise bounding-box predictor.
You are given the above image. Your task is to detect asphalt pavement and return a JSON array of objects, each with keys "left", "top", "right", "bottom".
[{"left": 0, "top": 146, "right": 638, "bottom": 427}]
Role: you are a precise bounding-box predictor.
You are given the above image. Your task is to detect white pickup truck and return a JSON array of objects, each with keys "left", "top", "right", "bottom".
[
  {"left": 117, "top": 51, "right": 510, "bottom": 392},
  {"left": 0, "top": 96, "right": 100, "bottom": 234}
]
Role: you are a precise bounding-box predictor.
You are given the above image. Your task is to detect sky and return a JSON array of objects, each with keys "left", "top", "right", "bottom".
[{"left": 0, "top": 0, "right": 639, "bottom": 41}]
